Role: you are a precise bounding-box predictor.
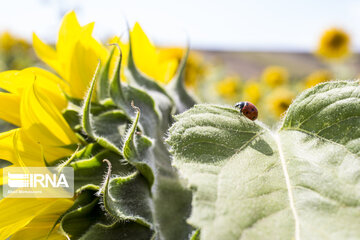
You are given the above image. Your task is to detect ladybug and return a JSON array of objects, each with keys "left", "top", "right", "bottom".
[{"left": 235, "top": 101, "right": 258, "bottom": 121}]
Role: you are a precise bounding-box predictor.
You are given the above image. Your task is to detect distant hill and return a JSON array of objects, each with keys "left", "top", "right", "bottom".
[{"left": 198, "top": 51, "right": 360, "bottom": 80}]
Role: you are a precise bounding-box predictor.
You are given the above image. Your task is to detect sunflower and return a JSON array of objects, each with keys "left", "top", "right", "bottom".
[
  {"left": 304, "top": 69, "right": 333, "bottom": 89},
  {"left": 243, "top": 79, "right": 261, "bottom": 104},
  {"left": 261, "top": 66, "right": 288, "bottom": 88},
  {"left": 266, "top": 87, "right": 295, "bottom": 118},
  {"left": 0, "top": 32, "right": 35, "bottom": 70},
  {"left": 0, "top": 32, "right": 30, "bottom": 53},
  {"left": 0, "top": 11, "right": 193, "bottom": 238},
  {"left": 316, "top": 28, "right": 350, "bottom": 60},
  {"left": 158, "top": 48, "right": 206, "bottom": 88},
  {"left": 216, "top": 76, "right": 241, "bottom": 99},
  {"left": 0, "top": 68, "right": 77, "bottom": 239}
]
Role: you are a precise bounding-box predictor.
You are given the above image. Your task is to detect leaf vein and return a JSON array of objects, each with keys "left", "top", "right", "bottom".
[{"left": 316, "top": 115, "right": 360, "bottom": 135}]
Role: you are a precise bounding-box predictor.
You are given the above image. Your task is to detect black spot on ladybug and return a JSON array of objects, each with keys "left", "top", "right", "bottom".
[{"left": 234, "top": 101, "right": 258, "bottom": 121}]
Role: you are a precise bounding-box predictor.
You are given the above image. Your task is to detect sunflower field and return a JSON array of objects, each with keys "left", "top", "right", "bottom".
[{"left": 0, "top": 7, "right": 360, "bottom": 240}]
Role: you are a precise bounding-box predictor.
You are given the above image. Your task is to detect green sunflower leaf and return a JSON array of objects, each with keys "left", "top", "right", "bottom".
[
  {"left": 60, "top": 189, "right": 103, "bottom": 239},
  {"left": 61, "top": 187, "right": 155, "bottom": 240},
  {"left": 98, "top": 47, "right": 115, "bottom": 101},
  {"left": 110, "top": 48, "right": 161, "bottom": 139},
  {"left": 122, "top": 105, "right": 154, "bottom": 186},
  {"left": 167, "top": 81, "right": 360, "bottom": 240},
  {"left": 71, "top": 150, "right": 133, "bottom": 190},
  {"left": 126, "top": 33, "right": 175, "bottom": 135},
  {"left": 109, "top": 38, "right": 194, "bottom": 239},
  {"left": 78, "top": 221, "right": 154, "bottom": 240},
  {"left": 93, "top": 110, "right": 130, "bottom": 150},
  {"left": 166, "top": 47, "right": 196, "bottom": 114},
  {"left": 103, "top": 171, "right": 153, "bottom": 227},
  {"left": 81, "top": 62, "right": 122, "bottom": 155}
]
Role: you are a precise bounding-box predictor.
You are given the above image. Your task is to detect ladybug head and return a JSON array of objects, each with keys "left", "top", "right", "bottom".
[{"left": 234, "top": 101, "right": 246, "bottom": 110}]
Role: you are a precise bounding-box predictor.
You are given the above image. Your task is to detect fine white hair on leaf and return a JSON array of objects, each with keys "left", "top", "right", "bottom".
[{"left": 96, "top": 159, "right": 112, "bottom": 197}]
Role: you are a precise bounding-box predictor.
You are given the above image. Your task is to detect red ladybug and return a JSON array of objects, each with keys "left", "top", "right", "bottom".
[{"left": 235, "top": 101, "right": 258, "bottom": 121}]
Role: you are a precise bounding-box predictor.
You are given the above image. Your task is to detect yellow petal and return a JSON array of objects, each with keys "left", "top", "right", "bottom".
[
  {"left": 0, "top": 129, "right": 75, "bottom": 186},
  {"left": 21, "top": 68, "right": 68, "bottom": 111},
  {"left": 32, "top": 33, "right": 62, "bottom": 75},
  {"left": 11, "top": 225, "right": 66, "bottom": 240},
  {"left": 56, "top": 11, "right": 82, "bottom": 66},
  {"left": 0, "top": 129, "right": 71, "bottom": 175},
  {"left": 129, "top": 23, "right": 179, "bottom": 83},
  {"left": 22, "top": 67, "right": 69, "bottom": 92},
  {"left": 10, "top": 198, "right": 73, "bottom": 240},
  {"left": 20, "top": 80, "right": 78, "bottom": 148},
  {"left": 0, "top": 69, "right": 68, "bottom": 111},
  {"left": 157, "top": 59, "right": 178, "bottom": 84},
  {"left": 0, "top": 169, "right": 8, "bottom": 185},
  {"left": 131, "top": 22, "right": 158, "bottom": 80},
  {"left": 85, "top": 32, "right": 108, "bottom": 65},
  {"left": 33, "top": 12, "right": 82, "bottom": 85},
  {"left": 0, "top": 198, "right": 54, "bottom": 240},
  {"left": 158, "top": 47, "right": 183, "bottom": 61},
  {"left": 67, "top": 23, "right": 107, "bottom": 99},
  {"left": 33, "top": 11, "right": 109, "bottom": 99},
  {"left": 0, "top": 130, "right": 18, "bottom": 164},
  {"left": 0, "top": 70, "right": 25, "bottom": 94},
  {"left": 0, "top": 129, "right": 42, "bottom": 167},
  {"left": 0, "top": 93, "right": 21, "bottom": 126}
]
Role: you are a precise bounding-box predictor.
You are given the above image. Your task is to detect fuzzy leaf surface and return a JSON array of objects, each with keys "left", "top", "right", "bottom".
[
  {"left": 103, "top": 172, "right": 153, "bottom": 226},
  {"left": 167, "top": 81, "right": 360, "bottom": 240}
]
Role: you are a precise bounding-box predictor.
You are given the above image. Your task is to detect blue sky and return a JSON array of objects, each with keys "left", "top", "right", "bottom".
[{"left": 1, "top": 0, "right": 360, "bottom": 51}]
